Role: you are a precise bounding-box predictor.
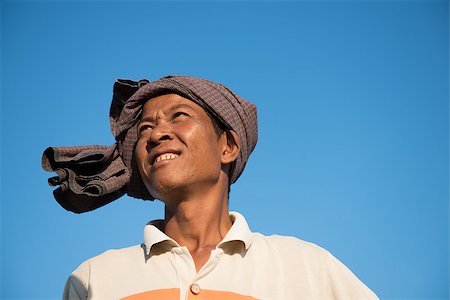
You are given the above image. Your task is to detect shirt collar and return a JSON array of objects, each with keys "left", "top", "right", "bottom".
[
  {"left": 143, "top": 220, "right": 179, "bottom": 256},
  {"left": 217, "top": 211, "right": 254, "bottom": 250},
  {"left": 143, "top": 211, "right": 254, "bottom": 256}
]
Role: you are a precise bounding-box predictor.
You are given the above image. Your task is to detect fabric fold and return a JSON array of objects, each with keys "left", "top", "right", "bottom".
[{"left": 42, "top": 145, "right": 129, "bottom": 213}]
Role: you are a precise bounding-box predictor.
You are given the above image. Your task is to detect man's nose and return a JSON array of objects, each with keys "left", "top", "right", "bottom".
[{"left": 147, "top": 123, "right": 173, "bottom": 149}]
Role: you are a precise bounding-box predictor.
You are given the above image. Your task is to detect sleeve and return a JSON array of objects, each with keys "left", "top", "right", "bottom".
[
  {"left": 62, "top": 261, "right": 90, "bottom": 300},
  {"left": 324, "top": 251, "right": 379, "bottom": 300}
]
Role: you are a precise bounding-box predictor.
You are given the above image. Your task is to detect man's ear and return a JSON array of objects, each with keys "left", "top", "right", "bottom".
[{"left": 221, "top": 130, "right": 240, "bottom": 164}]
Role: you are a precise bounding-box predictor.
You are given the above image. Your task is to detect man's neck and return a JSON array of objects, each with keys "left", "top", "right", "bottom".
[{"left": 163, "top": 186, "right": 232, "bottom": 272}]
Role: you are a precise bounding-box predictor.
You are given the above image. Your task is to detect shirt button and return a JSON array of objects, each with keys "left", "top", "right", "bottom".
[{"left": 190, "top": 283, "right": 201, "bottom": 295}]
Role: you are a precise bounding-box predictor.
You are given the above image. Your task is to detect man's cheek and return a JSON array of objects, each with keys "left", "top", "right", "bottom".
[{"left": 135, "top": 145, "right": 147, "bottom": 172}]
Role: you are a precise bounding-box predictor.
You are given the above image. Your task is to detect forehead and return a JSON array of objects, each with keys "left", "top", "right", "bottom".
[{"left": 141, "top": 93, "right": 205, "bottom": 116}]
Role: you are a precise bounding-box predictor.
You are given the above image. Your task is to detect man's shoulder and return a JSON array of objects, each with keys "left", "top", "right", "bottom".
[
  {"left": 252, "top": 232, "right": 330, "bottom": 257},
  {"left": 78, "top": 244, "right": 145, "bottom": 268},
  {"left": 249, "top": 233, "right": 379, "bottom": 299},
  {"left": 64, "top": 244, "right": 148, "bottom": 299}
]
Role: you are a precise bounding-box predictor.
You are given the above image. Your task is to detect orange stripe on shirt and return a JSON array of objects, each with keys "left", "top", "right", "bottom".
[
  {"left": 121, "top": 288, "right": 257, "bottom": 300},
  {"left": 121, "top": 288, "right": 179, "bottom": 300}
]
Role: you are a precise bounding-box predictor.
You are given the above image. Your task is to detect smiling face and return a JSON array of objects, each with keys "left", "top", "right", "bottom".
[{"left": 135, "top": 94, "right": 227, "bottom": 202}]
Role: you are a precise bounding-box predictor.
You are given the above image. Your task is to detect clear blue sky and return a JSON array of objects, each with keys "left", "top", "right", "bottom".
[{"left": 1, "top": 1, "right": 448, "bottom": 299}]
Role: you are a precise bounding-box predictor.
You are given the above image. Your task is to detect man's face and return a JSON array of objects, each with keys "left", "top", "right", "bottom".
[{"left": 135, "top": 94, "right": 224, "bottom": 201}]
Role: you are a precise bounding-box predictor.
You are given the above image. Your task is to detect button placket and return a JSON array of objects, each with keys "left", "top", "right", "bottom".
[
  {"left": 187, "top": 248, "right": 224, "bottom": 298},
  {"left": 172, "top": 247, "right": 197, "bottom": 300},
  {"left": 197, "top": 248, "right": 223, "bottom": 278}
]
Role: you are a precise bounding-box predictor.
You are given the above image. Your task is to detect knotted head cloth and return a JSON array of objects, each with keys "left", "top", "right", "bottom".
[{"left": 42, "top": 75, "right": 258, "bottom": 213}]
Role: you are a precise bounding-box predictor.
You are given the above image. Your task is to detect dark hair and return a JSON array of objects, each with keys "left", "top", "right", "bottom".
[{"left": 206, "top": 111, "right": 227, "bottom": 138}]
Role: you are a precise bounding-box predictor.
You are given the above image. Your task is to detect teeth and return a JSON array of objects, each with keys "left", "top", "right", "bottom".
[{"left": 155, "top": 153, "right": 179, "bottom": 163}]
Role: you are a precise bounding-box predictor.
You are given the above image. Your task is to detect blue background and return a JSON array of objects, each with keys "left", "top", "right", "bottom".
[{"left": 1, "top": 1, "right": 448, "bottom": 299}]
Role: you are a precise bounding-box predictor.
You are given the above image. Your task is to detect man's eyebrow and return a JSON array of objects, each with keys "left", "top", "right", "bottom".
[
  {"left": 139, "top": 116, "right": 154, "bottom": 123},
  {"left": 139, "top": 103, "right": 197, "bottom": 123},
  {"left": 169, "top": 103, "right": 197, "bottom": 112}
]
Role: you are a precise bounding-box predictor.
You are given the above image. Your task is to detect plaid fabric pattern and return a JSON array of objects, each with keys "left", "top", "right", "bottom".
[
  {"left": 42, "top": 145, "right": 128, "bottom": 213},
  {"left": 42, "top": 75, "right": 258, "bottom": 213}
]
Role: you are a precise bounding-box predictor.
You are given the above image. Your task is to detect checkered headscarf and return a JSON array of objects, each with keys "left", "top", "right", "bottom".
[{"left": 42, "top": 75, "right": 258, "bottom": 213}]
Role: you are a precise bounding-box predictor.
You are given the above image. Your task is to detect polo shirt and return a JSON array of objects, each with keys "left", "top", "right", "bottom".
[{"left": 63, "top": 212, "right": 378, "bottom": 299}]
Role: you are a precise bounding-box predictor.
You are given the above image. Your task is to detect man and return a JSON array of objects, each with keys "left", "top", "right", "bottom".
[{"left": 43, "top": 75, "right": 378, "bottom": 299}]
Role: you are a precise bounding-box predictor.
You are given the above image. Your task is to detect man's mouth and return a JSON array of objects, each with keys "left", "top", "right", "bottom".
[{"left": 154, "top": 153, "right": 179, "bottom": 164}]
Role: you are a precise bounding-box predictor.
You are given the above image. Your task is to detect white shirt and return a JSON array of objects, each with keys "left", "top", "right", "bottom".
[{"left": 63, "top": 212, "right": 379, "bottom": 300}]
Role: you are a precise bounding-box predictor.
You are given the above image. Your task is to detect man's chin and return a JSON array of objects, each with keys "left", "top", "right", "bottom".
[{"left": 147, "top": 177, "right": 186, "bottom": 200}]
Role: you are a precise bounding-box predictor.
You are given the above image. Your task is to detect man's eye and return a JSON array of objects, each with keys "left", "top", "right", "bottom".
[
  {"left": 138, "top": 124, "right": 153, "bottom": 134},
  {"left": 173, "top": 111, "right": 189, "bottom": 119}
]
